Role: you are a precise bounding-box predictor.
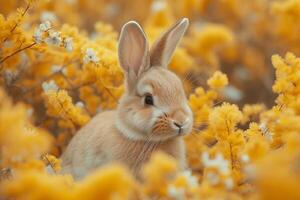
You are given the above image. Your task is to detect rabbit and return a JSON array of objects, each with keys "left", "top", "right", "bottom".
[{"left": 60, "top": 18, "right": 193, "bottom": 180}]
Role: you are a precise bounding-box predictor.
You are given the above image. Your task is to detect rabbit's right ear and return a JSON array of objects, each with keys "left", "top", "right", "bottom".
[
  {"left": 150, "top": 18, "right": 189, "bottom": 68},
  {"left": 118, "top": 21, "right": 150, "bottom": 79}
]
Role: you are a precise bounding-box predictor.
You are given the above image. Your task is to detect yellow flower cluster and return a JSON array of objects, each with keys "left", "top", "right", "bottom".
[
  {"left": 207, "top": 71, "right": 229, "bottom": 90},
  {"left": 0, "top": 88, "right": 52, "bottom": 169},
  {"left": 1, "top": 0, "right": 300, "bottom": 199},
  {"left": 1, "top": 165, "right": 135, "bottom": 200},
  {"left": 43, "top": 90, "right": 90, "bottom": 128}
]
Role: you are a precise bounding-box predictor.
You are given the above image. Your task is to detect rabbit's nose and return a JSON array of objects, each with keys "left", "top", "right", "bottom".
[
  {"left": 172, "top": 121, "right": 183, "bottom": 134},
  {"left": 173, "top": 122, "right": 183, "bottom": 129}
]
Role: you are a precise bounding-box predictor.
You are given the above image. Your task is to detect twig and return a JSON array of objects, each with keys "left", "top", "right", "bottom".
[
  {"left": 0, "top": 168, "right": 13, "bottom": 181},
  {"left": 41, "top": 154, "right": 57, "bottom": 175},
  {"left": 6, "top": 59, "right": 79, "bottom": 96},
  {"left": 102, "top": 84, "right": 118, "bottom": 103},
  {"left": 0, "top": 42, "right": 36, "bottom": 71},
  {"left": 97, "top": 78, "right": 119, "bottom": 103},
  {"left": 1, "top": 3, "right": 31, "bottom": 44}
]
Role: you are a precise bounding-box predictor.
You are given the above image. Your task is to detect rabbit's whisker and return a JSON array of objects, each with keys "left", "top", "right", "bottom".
[
  {"left": 193, "top": 121, "right": 209, "bottom": 125},
  {"left": 192, "top": 127, "right": 204, "bottom": 132},
  {"left": 187, "top": 132, "right": 200, "bottom": 140},
  {"left": 213, "top": 100, "right": 224, "bottom": 107}
]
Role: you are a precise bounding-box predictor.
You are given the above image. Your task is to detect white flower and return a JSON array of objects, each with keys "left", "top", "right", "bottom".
[
  {"left": 207, "top": 172, "right": 220, "bottom": 185},
  {"left": 244, "top": 164, "right": 256, "bottom": 180},
  {"left": 27, "top": 108, "right": 33, "bottom": 117},
  {"left": 182, "top": 170, "right": 198, "bottom": 187},
  {"left": 34, "top": 21, "right": 52, "bottom": 44},
  {"left": 222, "top": 85, "right": 243, "bottom": 101},
  {"left": 20, "top": 52, "right": 29, "bottom": 65},
  {"left": 259, "top": 122, "right": 267, "bottom": 132},
  {"left": 33, "top": 28, "right": 43, "bottom": 43},
  {"left": 65, "top": 0, "right": 77, "bottom": 4},
  {"left": 202, "top": 152, "right": 230, "bottom": 175},
  {"left": 51, "top": 65, "right": 62, "bottom": 73},
  {"left": 45, "top": 165, "right": 56, "bottom": 175},
  {"left": 24, "top": 125, "right": 37, "bottom": 136},
  {"left": 11, "top": 155, "right": 22, "bottom": 162},
  {"left": 3, "top": 40, "right": 12, "bottom": 48},
  {"left": 75, "top": 101, "right": 85, "bottom": 108},
  {"left": 167, "top": 185, "right": 185, "bottom": 200},
  {"left": 4, "top": 70, "right": 16, "bottom": 85},
  {"left": 105, "top": 3, "right": 120, "bottom": 17},
  {"left": 151, "top": 0, "right": 166, "bottom": 12},
  {"left": 62, "top": 68, "right": 68, "bottom": 76},
  {"left": 234, "top": 68, "right": 250, "bottom": 81},
  {"left": 259, "top": 122, "right": 273, "bottom": 141},
  {"left": 83, "top": 48, "right": 100, "bottom": 64},
  {"left": 40, "top": 12, "right": 57, "bottom": 22},
  {"left": 45, "top": 31, "right": 62, "bottom": 46},
  {"left": 39, "top": 20, "right": 52, "bottom": 32},
  {"left": 42, "top": 80, "right": 58, "bottom": 92},
  {"left": 224, "top": 178, "right": 234, "bottom": 190},
  {"left": 241, "top": 154, "right": 250, "bottom": 163},
  {"left": 90, "top": 32, "right": 98, "bottom": 40},
  {"left": 64, "top": 37, "right": 73, "bottom": 52},
  {"left": 22, "top": 22, "right": 31, "bottom": 30}
]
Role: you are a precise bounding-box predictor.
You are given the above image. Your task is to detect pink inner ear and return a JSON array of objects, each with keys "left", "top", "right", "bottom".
[
  {"left": 118, "top": 21, "right": 148, "bottom": 76},
  {"left": 128, "top": 31, "right": 145, "bottom": 74},
  {"left": 149, "top": 18, "right": 189, "bottom": 67}
]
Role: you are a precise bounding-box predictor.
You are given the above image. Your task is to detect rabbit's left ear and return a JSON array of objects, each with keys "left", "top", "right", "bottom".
[{"left": 150, "top": 18, "right": 189, "bottom": 68}]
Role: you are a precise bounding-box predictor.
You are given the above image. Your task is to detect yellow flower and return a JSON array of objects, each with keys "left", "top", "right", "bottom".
[
  {"left": 142, "top": 152, "right": 178, "bottom": 197},
  {"left": 0, "top": 170, "right": 74, "bottom": 200},
  {"left": 0, "top": 88, "right": 53, "bottom": 168},
  {"left": 209, "top": 103, "right": 243, "bottom": 140},
  {"left": 207, "top": 71, "right": 228, "bottom": 90},
  {"left": 43, "top": 90, "right": 90, "bottom": 127},
  {"left": 75, "top": 165, "right": 135, "bottom": 200}
]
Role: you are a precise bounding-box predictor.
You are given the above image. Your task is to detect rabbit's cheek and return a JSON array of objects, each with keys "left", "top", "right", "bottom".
[{"left": 151, "top": 117, "right": 175, "bottom": 138}]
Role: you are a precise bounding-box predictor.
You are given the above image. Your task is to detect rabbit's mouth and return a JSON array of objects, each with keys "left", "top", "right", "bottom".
[
  {"left": 150, "top": 116, "right": 192, "bottom": 140},
  {"left": 170, "top": 118, "right": 192, "bottom": 136}
]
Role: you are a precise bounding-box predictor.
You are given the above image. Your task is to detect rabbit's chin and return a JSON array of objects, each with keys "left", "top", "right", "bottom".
[
  {"left": 147, "top": 133, "right": 185, "bottom": 142},
  {"left": 149, "top": 129, "right": 192, "bottom": 142}
]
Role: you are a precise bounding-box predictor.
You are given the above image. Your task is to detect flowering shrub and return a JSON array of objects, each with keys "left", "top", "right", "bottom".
[{"left": 1, "top": 0, "right": 300, "bottom": 199}]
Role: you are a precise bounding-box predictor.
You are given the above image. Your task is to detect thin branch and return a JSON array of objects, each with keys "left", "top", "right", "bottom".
[
  {"left": 2, "top": 3, "right": 31, "bottom": 44},
  {"left": 5, "top": 59, "right": 79, "bottom": 96},
  {"left": 102, "top": 84, "right": 118, "bottom": 103},
  {"left": 225, "top": 118, "right": 235, "bottom": 170},
  {"left": 0, "top": 42, "right": 36, "bottom": 70},
  {"left": 97, "top": 77, "right": 119, "bottom": 103},
  {"left": 41, "top": 154, "right": 57, "bottom": 175},
  {"left": 0, "top": 168, "right": 13, "bottom": 181}
]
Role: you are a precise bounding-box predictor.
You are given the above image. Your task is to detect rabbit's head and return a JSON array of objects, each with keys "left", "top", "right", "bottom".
[{"left": 116, "top": 18, "right": 193, "bottom": 142}]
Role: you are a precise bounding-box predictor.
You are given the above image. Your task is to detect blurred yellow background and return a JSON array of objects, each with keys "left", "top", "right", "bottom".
[{"left": 1, "top": 0, "right": 300, "bottom": 199}]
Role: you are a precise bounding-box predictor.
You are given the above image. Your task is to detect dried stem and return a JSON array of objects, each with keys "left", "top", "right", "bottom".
[
  {"left": 1, "top": 3, "right": 31, "bottom": 44},
  {"left": 0, "top": 42, "right": 36, "bottom": 71}
]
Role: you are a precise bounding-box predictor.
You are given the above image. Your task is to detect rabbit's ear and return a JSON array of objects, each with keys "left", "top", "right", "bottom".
[
  {"left": 150, "top": 18, "right": 189, "bottom": 68},
  {"left": 118, "top": 21, "right": 150, "bottom": 77}
]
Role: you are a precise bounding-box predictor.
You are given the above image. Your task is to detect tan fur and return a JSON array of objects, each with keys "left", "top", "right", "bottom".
[
  {"left": 60, "top": 111, "right": 186, "bottom": 179},
  {"left": 61, "top": 18, "right": 192, "bottom": 180}
]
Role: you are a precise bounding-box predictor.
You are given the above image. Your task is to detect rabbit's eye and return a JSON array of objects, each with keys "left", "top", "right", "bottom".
[{"left": 144, "top": 94, "right": 154, "bottom": 106}]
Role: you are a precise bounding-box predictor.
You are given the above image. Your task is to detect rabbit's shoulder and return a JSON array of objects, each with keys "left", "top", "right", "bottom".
[{"left": 61, "top": 111, "right": 117, "bottom": 161}]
